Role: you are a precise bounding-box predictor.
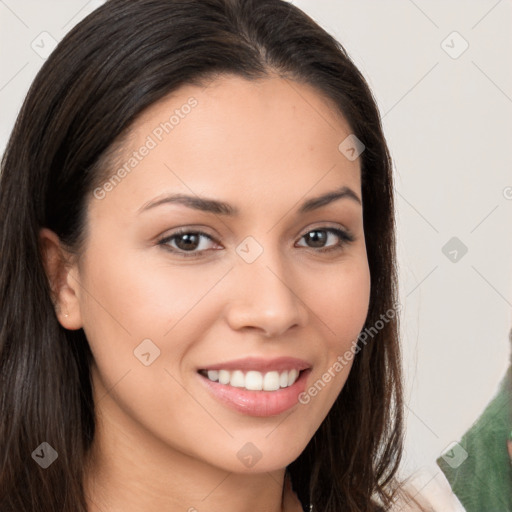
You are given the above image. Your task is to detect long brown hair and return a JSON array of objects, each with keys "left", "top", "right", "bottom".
[{"left": 0, "top": 1, "right": 403, "bottom": 510}]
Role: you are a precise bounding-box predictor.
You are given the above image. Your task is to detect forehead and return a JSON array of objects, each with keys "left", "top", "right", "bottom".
[{"left": 91, "top": 73, "right": 361, "bottom": 218}]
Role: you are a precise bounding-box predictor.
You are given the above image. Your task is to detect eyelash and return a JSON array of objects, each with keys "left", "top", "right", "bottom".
[{"left": 157, "top": 227, "right": 355, "bottom": 259}]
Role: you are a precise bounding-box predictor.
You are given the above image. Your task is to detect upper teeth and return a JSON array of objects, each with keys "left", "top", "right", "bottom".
[{"left": 204, "top": 369, "right": 300, "bottom": 391}]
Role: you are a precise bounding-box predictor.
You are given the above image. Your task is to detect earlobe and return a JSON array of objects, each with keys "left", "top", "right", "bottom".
[{"left": 39, "top": 227, "right": 83, "bottom": 330}]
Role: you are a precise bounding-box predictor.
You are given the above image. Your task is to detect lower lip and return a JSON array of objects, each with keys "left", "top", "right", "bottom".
[{"left": 197, "top": 369, "right": 311, "bottom": 417}]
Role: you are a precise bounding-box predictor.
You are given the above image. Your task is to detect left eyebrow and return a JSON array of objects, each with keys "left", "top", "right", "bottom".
[
  {"left": 298, "top": 185, "right": 361, "bottom": 213},
  {"left": 137, "top": 185, "right": 361, "bottom": 216}
]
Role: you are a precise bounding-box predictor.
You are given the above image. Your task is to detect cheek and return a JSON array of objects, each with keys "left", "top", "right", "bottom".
[
  {"left": 297, "top": 255, "right": 371, "bottom": 418},
  {"left": 311, "top": 255, "right": 371, "bottom": 351},
  {"left": 77, "top": 245, "right": 231, "bottom": 374},
  {"left": 76, "top": 249, "right": 233, "bottom": 441}
]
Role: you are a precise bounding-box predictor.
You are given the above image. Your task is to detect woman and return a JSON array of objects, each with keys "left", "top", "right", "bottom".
[{"left": 1, "top": 0, "right": 412, "bottom": 510}]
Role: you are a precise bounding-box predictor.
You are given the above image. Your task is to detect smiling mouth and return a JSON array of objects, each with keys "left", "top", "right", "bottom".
[
  {"left": 197, "top": 366, "right": 312, "bottom": 417},
  {"left": 198, "top": 368, "right": 305, "bottom": 392}
]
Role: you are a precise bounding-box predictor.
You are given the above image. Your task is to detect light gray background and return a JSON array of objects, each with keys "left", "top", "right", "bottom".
[{"left": 1, "top": 0, "right": 511, "bottom": 476}]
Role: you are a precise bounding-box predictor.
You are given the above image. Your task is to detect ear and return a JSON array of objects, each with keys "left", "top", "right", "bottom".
[{"left": 39, "top": 227, "right": 83, "bottom": 330}]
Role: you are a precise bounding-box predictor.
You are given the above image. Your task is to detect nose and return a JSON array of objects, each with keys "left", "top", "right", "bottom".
[{"left": 224, "top": 247, "right": 308, "bottom": 338}]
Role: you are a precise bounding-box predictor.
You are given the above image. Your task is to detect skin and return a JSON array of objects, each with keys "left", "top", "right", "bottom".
[{"left": 40, "top": 74, "right": 371, "bottom": 512}]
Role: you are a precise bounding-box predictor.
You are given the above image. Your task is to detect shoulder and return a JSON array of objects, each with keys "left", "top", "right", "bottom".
[
  {"left": 388, "top": 465, "right": 467, "bottom": 512},
  {"left": 436, "top": 367, "right": 512, "bottom": 510}
]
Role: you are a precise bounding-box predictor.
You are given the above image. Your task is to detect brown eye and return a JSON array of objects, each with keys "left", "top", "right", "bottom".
[
  {"left": 296, "top": 227, "right": 354, "bottom": 252},
  {"left": 303, "top": 230, "right": 328, "bottom": 248},
  {"left": 158, "top": 230, "right": 219, "bottom": 257},
  {"left": 172, "top": 232, "right": 202, "bottom": 251}
]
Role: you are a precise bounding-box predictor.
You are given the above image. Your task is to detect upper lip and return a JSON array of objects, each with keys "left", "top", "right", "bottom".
[{"left": 198, "top": 356, "right": 312, "bottom": 373}]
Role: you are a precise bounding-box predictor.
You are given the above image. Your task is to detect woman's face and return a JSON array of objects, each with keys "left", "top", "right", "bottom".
[{"left": 61, "top": 74, "right": 370, "bottom": 473}]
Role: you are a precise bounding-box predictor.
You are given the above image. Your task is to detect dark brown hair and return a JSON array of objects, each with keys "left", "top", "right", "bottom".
[{"left": 0, "top": 1, "right": 403, "bottom": 510}]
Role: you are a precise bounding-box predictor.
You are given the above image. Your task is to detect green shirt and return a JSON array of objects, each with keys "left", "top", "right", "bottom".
[{"left": 437, "top": 366, "right": 512, "bottom": 512}]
